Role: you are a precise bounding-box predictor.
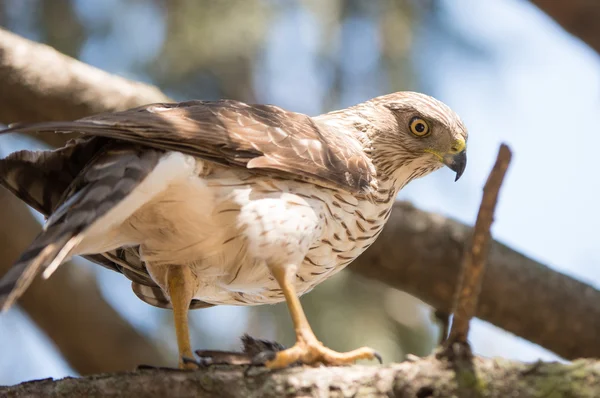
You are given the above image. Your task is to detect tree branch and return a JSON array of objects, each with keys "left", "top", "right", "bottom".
[
  {"left": 352, "top": 202, "right": 600, "bottom": 360},
  {"left": 2, "top": 357, "right": 598, "bottom": 397},
  {"left": 531, "top": 0, "right": 600, "bottom": 56},
  {"left": 0, "top": 27, "right": 170, "bottom": 147},
  {"left": 447, "top": 144, "right": 511, "bottom": 345},
  {"left": 0, "top": 28, "right": 170, "bottom": 123}
]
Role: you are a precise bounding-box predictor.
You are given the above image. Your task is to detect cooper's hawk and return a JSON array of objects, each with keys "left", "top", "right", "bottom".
[{"left": 0, "top": 92, "right": 467, "bottom": 369}]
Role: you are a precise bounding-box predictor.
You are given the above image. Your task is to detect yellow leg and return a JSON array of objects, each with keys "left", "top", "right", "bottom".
[
  {"left": 167, "top": 266, "right": 196, "bottom": 370},
  {"left": 265, "top": 266, "right": 380, "bottom": 369}
]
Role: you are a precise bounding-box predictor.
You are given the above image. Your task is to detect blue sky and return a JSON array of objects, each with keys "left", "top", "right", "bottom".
[{"left": 1, "top": 0, "right": 599, "bottom": 384}]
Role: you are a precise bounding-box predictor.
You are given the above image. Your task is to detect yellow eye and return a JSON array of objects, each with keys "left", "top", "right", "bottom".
[{"left": 409, "top": 117, "right": 430, "bottom": 137}]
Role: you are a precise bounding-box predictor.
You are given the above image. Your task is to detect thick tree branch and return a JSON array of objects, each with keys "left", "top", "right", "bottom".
[
  {"left": 0, "top": 28, "right": 170, "bottom": 147},
  {"left": 0, "top": 28, "right": 170, "bottom": 122},
  {"left": 2, "top": 357, "right": 599, "bottom": 397},
  {"left": 0, "top": 188, "right": 167, "bottom": 374},
  {"left": 353, "top": 202, "right": 600, "bottom": 360},
  {"left": 0, "top": 27, "right": 599, "bottom": 366},
  {"left": 531, "top": 1, "right": 600, "bottom": 56}
]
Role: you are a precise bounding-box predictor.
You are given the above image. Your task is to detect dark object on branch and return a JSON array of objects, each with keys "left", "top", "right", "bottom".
[{"left": 188, "top": 334, "right": 287, "bottom": 367}]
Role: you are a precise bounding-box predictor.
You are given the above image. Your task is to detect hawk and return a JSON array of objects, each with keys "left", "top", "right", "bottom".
[{"left": 0, "top": 92, "right": 467, "bottom": 369}]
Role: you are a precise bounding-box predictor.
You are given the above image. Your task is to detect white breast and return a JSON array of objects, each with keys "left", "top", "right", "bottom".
[{"left": 112, "top": 156, "right": 395, "bottom": 306}]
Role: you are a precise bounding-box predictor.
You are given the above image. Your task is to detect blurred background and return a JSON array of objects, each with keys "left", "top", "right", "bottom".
[{"left": 1, "top": 0, "right": 599, "bottom": 385}]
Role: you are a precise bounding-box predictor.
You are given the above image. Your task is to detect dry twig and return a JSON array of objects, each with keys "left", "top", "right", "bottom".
[{"left": 444, "top": 144, "right": 512, "bottom": 353}]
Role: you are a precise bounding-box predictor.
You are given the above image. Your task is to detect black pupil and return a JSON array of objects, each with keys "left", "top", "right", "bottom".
[{"left": 415, "top": 122, "right": 425, "bottom": 133}]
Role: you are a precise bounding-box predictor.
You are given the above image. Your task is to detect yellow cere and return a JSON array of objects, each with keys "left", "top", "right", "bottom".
[{"left": 450, "top": 138, "right": 466, "bottom": 154}]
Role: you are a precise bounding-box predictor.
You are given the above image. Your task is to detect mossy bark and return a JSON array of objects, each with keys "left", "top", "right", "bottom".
[{"left": 2, "top": 357, "right": 599, "bottom": 398}]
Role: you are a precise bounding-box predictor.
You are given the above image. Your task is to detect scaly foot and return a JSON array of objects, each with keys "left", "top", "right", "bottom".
[{"left": 262, "top": 334, "right": 381, "bottom": 369}]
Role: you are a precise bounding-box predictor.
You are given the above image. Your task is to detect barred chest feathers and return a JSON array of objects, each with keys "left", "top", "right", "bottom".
[{"left": 113, "top": 153, "right": 397, "bottom": 306}]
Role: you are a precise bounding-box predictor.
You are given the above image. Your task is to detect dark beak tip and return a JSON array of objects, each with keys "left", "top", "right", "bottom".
[{"left": 450, "top": 151, "right": 467, "bottom": 182}]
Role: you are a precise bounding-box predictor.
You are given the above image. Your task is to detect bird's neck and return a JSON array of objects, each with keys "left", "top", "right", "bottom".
[{"left": 315, "top": 111, "right": 406, "bottom": 199}]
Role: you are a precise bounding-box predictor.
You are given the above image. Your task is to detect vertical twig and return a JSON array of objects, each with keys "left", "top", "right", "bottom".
[{"left": 445, "top": 144, "right": 512, "bottom": 350}]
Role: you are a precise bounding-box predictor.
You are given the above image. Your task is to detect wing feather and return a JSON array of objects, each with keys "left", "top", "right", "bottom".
[
  {"left": 0, "top": 145, "right": 161, "bottom": 311},
  {"left": 2, "top": 100, "right": 373, "bottom": 193},
  {"left": 0, "top": 140, "right": 213, "bottom": 310}
]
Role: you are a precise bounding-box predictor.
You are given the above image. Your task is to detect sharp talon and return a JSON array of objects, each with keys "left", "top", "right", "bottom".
[
  {"left": 191, "top": 352, "right": 217, "bottom": 367},
  {"left": 181, "top": 356, "right": 202, "bottom": 369},
  {"left": 182, "top": 356, "right": 196, "bottom": 363},
  {"left": 373, "top": 351, "right": 383, "bottom": 364}
]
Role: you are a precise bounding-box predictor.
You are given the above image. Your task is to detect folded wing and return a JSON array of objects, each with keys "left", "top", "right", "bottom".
[{"left": 2, "top": 100, "right": 373, "bottom": 193}]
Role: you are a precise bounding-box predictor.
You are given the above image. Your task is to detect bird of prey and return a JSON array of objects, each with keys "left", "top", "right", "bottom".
[{"left": 0, "top": 92, "right": 467, "bottom": 369}]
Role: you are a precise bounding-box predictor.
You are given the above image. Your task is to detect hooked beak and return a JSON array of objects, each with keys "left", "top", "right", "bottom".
[
  {"left": 444, "top": 149, "right": 467, "bottom": 181},
  {"left": 444, "top": 150, "right": 467, "bottom": 181}
]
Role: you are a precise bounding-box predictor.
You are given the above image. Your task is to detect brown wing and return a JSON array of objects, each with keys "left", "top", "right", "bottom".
[{"left": 3, "top": 100, "right": 373, "bottom": 193}]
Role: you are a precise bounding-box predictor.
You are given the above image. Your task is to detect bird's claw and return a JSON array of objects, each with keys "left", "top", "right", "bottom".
[
  {"left": 373, "top": 351, "right": 383, "bottom": 364},
  {"left": 262, "top": 339, "right": 381, "bottom": 369}
]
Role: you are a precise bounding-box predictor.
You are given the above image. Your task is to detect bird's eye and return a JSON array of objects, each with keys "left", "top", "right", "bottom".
[{"left": 409, "top": 117, "right": 430, "bottom": 137}]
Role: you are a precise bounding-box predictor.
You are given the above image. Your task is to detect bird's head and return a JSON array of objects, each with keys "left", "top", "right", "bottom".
[{"left": 349, "top": 92, "right": 468, "bottom": 186}]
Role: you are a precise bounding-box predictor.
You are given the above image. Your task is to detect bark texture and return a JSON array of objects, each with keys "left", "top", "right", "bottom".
[{"left": 2, "top": 357, "right": 599, "bottom": 398}]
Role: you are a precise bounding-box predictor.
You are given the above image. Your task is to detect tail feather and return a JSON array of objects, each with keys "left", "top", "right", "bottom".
[
  {"left": 42, "top": 235, "right": 84, "bottom": 279},
  {"left": 0, "top": 137, "right": 107, "bottom": 216},
  {"left": 0, "top": 145, "right": 162, "bottom": 311},
  {"left": 0, "top": 234, "right": 73, "bottom": 311}
]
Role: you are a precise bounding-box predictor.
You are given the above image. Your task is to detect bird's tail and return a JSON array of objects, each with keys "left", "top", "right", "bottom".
[
  {"left": 0, "top": 144, "right": 161, "bottom": 311},
  {"left": 0, "top": 137, "right": 107, "bottom": 216}
]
